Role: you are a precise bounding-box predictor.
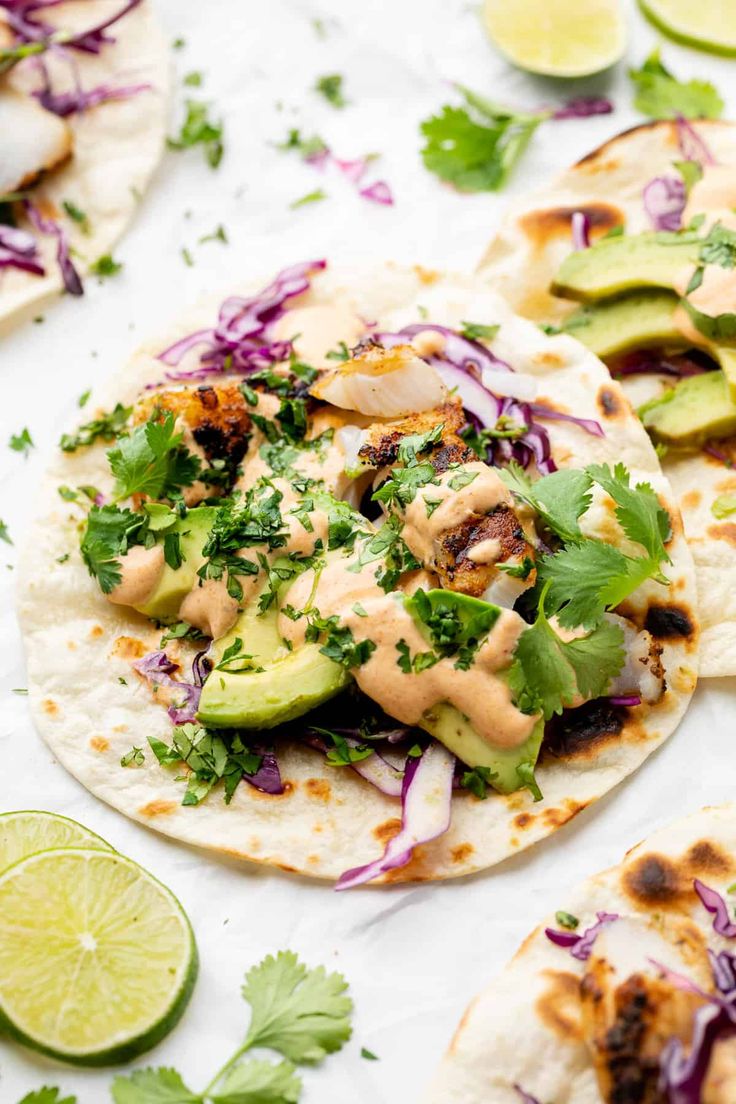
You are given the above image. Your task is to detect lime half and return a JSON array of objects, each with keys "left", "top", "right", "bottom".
[
  {"left": 482, "top": 0, "right": 626, "bottom": 77},
  {"left": 639, "top": 0, "right": 736, "bottom": 56},
  {"left": 0, "top": 848, "right": 197, "bottom": 1065},
  {"left": 0, "top": 810, "right": 112, "bottom": 874}
]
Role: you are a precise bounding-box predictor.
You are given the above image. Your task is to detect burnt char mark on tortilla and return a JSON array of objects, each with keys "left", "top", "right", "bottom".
[
  {"left": 544, "top": 699, "right": 625, "bottom": 760},
  {"left": 623, "top": 843, "right": 735, "bottom": 911},
  {"left": 598, "top": 386, "right": 623, "bottom": 418},
  {"left": 644, "top": 604, "right": 695, "bottom": 642},
  {"left": 591, "top": 974, "right": 661, "bottom": 1104},
  {"left": 519, "top": 202, "right": 623, "bottom": 246}
]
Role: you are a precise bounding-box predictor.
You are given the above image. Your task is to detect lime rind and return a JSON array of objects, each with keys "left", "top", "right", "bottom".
[
  {"left": 638, "top": 0, "right": 736, "bottom": 56},
  {"left": 0, "top": 809, "right": 113, "bottom": 875},
  {"left": 0, "top": 847, "right": 198, "bottom": 1066}
]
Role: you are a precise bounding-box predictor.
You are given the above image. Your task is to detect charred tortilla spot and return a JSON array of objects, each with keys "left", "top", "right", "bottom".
[
  {"left": 42, "top": 698, "right": 59, "bottom": 716},
  {"left": 374, "top": 817, "right": 402, "bottom": 844},
  {"left": 138, "top": 799, "right": 176, "bottom": 818},
  {"left": 536, "top": 970, "right": 584, "bottom": 1043},
  {"left": 544, "top": 700, "right": 625, "bottom": 760},
  {"left": 89, "top": 624, "right": 105, "bottom": 639},
  {"left": 90, "top": 736, "right": 109, "bottom": 752},
  {"left": 680, "top": 489, "right": 701, "bottom": 511},
  {"left": 304, "top": 778, "right": 331, "bottom": 802},
  {"left": 514, "top": 812, "right": 533, "bottom": 829},
  {"left": 623, "top": 853, "right": 687, "bottom": 909},
  {"left": 686, "top": 840, "right": 734, "bottom": 877},
  {"left": 597, "top": 974, "right": 659, "bottom": 1103},
  {"left": 598, "top": 387, "right": 622, "bottom": 418},
  {"left": 708, "top": 522, "right": 736, "bottom": 547},
  {"left": 519, "top": 202, "right": 623, "bottom": 247},
  {"left": 644, "top": 604, "right": 694, "bottom": 641},
  {"left": 451, "top": 842, "right": 474, "bottom": 863},
  {"left": 112, "top": 635, "right": 147, "bottom": 660}
]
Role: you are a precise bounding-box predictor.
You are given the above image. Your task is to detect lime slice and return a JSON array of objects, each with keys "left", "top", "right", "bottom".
[
  {"left": 482, "top": 0, "right": 627, "bottom": 77},
  {"left": 0, "top": 810, "right": 112, "bottom": 874},
  {"left": 0, "top": 848, "right": 197, "bottom": 1065},
  {"left": 639, "top": 0, "right": 736, "bottom": 56}
]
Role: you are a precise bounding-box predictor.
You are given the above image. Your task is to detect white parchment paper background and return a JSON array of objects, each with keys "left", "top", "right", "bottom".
[{"left": 2, "top": 0, "right": 736, "bottom": 1099}]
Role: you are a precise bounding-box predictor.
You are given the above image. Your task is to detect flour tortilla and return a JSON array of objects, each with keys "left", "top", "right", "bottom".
[
  {"left": 478, "top": 119, "right": 736, "bottom": 677},
  {"left": 17, "top": 263, "right": 699, "bottom": 883},
  {"left": 0, "top": 0, "right": 169, "bottom": 332},
  {"left": 426, "top": 803, "right": 736, "bottom": 1102}
]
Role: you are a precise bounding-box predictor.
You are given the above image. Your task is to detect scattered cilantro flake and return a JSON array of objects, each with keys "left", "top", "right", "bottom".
[
  {"left": 62, "top": 199, "right": 89, "bottom": 234},
  {"left": 315, "top": 73, "right": 347, "bottom": 108},
  {"left": 278, "top": 128, "right": 328, "bottom": 162},
  {"left": 12, "top": 687, "right": 27, "bottom": 694},
  {"left": 361, "top": 1047, "right": 379, "bottom": 1061},
  {"left": 172, "top": 36, "right": 186, "bottom": 49},
  {"left": 699, "top": 223, "right": 736, "bottom": 269},
  {"left": 58, "top": 485, "right": 78, "bottom": 501},
  {"left": 90, "top": 254, "right": 122, "bottom": 279},
  {"left": 352, "top": 601, "right": 368, "bottom": 617},
  {"left": 0, "top": 518, "right": 12, "bottom": 544},
  {"left": 555, "top": 910, "right": 579, "bottom": 930},
  {"left": 78, "top": 388, "right": 91, "bottom": 408},
  {"left": 460, "top": 321, "right": 499, "bottom": 341},
  {"left": 325, "top": 341, "right": 351, "bottom": 362},
  {"left": 184, "top": 70, "right": 202, "bottom": 86},
  {"left": 290, "top": 188, "right": 328, "bottom": 209},
  {"left": 629, "top": 49, "right": 723, "bottom": 120},
  {"left": 120, "top": 746, "right": 144, "bottom": 767},
  {"left": 169, "top": 99, "right": 224, "bottom": 168},
  {"left": 182, "top": 246, "right": 194, "bottom": 267},
  {"left": 9, "top": 426, "right": 34, "bottom": 456},
  {"left": 199, "top": 224, "right": 228, "bottom": 244},
  {"left": 460, "top": 765, "right": 498, "bottom": 799},
  {"left": 420, "top": 86, "right": 543, "bottom": 193}
]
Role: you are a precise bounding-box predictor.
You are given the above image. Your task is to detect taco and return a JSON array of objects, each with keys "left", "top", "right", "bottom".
[
  {"left": 18, "top": 261, "right": 698, "bottom": 886},
  {"left": 0, "top": 0, "right": 168, "bottom": 328},
  {"left": 479, "top": 118, "right": 736, "bottom": 677},
  {"left": 427, "top": 803, "right": 736, "bottom": 1103}
]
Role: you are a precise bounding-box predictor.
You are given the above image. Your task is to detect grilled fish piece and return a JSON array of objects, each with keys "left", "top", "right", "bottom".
[
  {"left": 0, "top": 90, "right": 72, "bottom": 194},
  {"left": 135, "top": 384, "right": 252, "bottom": 464},
  {"left": 357, "top": 399, "right": 467, "bottom": 469}
]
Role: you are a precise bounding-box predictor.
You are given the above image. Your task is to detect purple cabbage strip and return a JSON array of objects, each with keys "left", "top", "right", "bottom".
[
  {"left": 709, "top": 949, "right": 736, "bottom": 996},
  {"left": 245, "top": 745, "right": 284, "bottom": 795},
  {"left": 608, "top": 694, "right": 641, "bottom": 707},
  {"left": 133, "top": 650, "right": 201, "bottom": 725},
  {"left": 676, "top": 114, "right": 716, "bottom": 166},
  {"left": 1, "top": 0, "right": 143, "bottom": 54},
  {"left": 0, "top": 223, "right": 45, "bottom": 276},
  {"left": 513, "top": 1087, "right": 542, "bottom": 1104},
  {"left": 304, "top": 729, "right": 405, "bottom": 797},
  {"left": 694, "top": 879, "right": 736, "bottom": 938},
  {"left": 528, "top": 402, "right": 604, "bottom": 438},
  {"left": 158, "top": 259, "right": 326, "bottom": 377},
  {"left": 544, "top": 911, "right": 619, "bottom": 960},
  {"left": 34, "top": 64, "right": 151, "bottom": 117},
  {"left": 703, "top": 443, "right": 733, "bottom": 467},
  {"left": 643, "top": 175, "right": 687, "bottom": 232},
  {"left": 358, "top": 180, "right": 394, "bottom": 206},
  {"left": 335, "top": 741, "right": 455, "bottom": 890},
  {"left": 552, "top": 96, "right": 613, "bottom": 120},
  {"left": 24, "top": 200, "right": 82, "bottom": 296},
  {"left": 571, "top": 210, "right": 591, "bottom": 251},
  {"left": 659, "top": 1002, "right": 728, "bottom": 1103}
]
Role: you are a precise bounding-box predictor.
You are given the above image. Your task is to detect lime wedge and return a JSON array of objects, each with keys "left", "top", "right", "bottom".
[
  {"left": 0, "top": 810, "right": 112, "bottom": 874},
  {"left": 482, "top": 0, "right": 627, "bottom": 77},
  {"left": 0, "top": 848, "right": 197, "bottom": 1065},
  {"left": 639, "top": 0, "right": 736, "bottom": 56}
]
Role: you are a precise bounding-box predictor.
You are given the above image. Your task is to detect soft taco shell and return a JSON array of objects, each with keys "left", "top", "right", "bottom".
[
  {"left": 478, "top": 120, "right": 736, "bottom": 677},
  {"left": 0, "top": 0, "right": 169, "bottom": 332},
  {"left": 426, "top": 803, "right": 736, "bottom": 1102},
  {"left": 17, "top": 263, "right": 699, "bottom": 883}
]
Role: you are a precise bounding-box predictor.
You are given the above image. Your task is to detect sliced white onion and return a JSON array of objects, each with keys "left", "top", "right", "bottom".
[
  {"left": 481, "top": 367, "right": 538, "bottom": 401},
  {"left": 312, "top": 343, "right": 446, "bottom": 417}
]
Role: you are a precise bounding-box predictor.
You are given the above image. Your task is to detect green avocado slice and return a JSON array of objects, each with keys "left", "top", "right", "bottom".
[
  {"left": 420, "top": 702, "right": 544, "bottom": 795},
  {"left": 640, "top": 370, "right": 736, "bottom": 448},
  {"left": 563, "top": 291, "right": 682, "bottom": 358},
  {"left": 136, "top": 507, "right": 217, "bottom": 622},
  {"left": 197, "top": 591, "right": 349, "bottom": 730},
  {"left": 552, "top": 232, "right": 700, "bottom": 302}
]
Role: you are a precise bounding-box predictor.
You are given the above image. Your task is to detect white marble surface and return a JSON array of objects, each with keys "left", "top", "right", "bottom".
[{"left": 2, "top": 1, "right": 736, "bottom": 1100}]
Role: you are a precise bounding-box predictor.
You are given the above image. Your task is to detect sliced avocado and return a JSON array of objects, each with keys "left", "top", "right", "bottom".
[
  {"left": 552, "top": 232, "right": 700, "bottom": 302},
  {"left": 563, "top": 291, "right": 682, "bottom": 358},
  {"left": 421, "top": 702, "right": 544, "bottom": 795},
  {"left": 197, "top": 592, "right": 349, "bottom": 730},
  {"left": 405, "top": 588, "right": 502, "bottom": 647},
  {"left": 136, "top": 507, "right": 216, "bottom": 622},
  {"left": 640, "top": 370, "right": 736, "bottom": 448}
]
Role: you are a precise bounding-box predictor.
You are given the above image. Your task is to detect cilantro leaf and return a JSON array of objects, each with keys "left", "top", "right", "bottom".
[
  {"left": 60, "top": 402, "right": 131, "bottom": 452},
  {"left": 242, "top": 950, "right": 352, "bottom": 1063},
  {"left": 629, "top": 49, "right": 723, "bottom": 120},
  {"left": 314, "top": 73, "right": 346, "bottom": 109},
  {"left": 536, "top": 540, "right": 630, "bottom": 629},
  {"left": 111, "top": 1067, "right": 201, "bottom": 1103},
  {"left": 80, "top": 504, "right": 144, "bottom": 593},
  {"left": 108, "top": 412, "right": 201, "bottom": 501},
  {"left": 586, "top": 462, "right": 671, "bottom": 570},
  {"left": 0, "top": 517, "right": 12, "bottom": 544},
  {"left": 460, "top": 321, "right": 499, "bottom": 341},
  {"left": 210, "top": 1059, "right": 300, "bottom": 1104},
  {"left": 18, "top": 1091, "right": 76, "bottom": 1104},
  {"left": 499, "top": 462, "right": 592, "bottom": 543},
  {"left": 89, "top": 254, "right": 122, "bottom": 279},
  {"left": 9, "top": 426, "right": 34, "bottom": 455},
  {"left": 509, "top": 591, "right": 625, "bottom": 719},
  {"left": 168, "top": 100, "right": 224, "bottom": 168},
  {"left": 420, "top": 86, "right": 543, "bottom": 193}
]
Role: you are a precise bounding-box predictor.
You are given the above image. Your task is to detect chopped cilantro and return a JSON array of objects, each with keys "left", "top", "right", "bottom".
[
  {"left": 62, "top": 199, "right": 89, "bottom": 234},
  {"left": 448, "top": 469, "right": 478, "bottom": 492},
  {"left": 460, "top": 765, "right": 498, "bottom": 799},
  {"left": 516, "top": 762, "right": 543, "bottom": 802},
  {"left": 181, "top": 246, "right": 194, "bottom": 266},
  {"left": 361, "top": 1047, "right": 379, "bottom": 1061},
  {"left": 278, "top": 128, "right": 329, "bottom": 162},
  {"left": 373, "top": 462, "right": 437, "bottom": 508},
  {"left": 555, "top": 910, "right": 579, "bottom": 930},
  {"left": 290, "top": 188, "right": 328, "bottom": 209},
  {"left": 325, "top": 341, "right": 351, "bottom": 362},
  {"left": 0, "top": 518, "right": 12, "bottom": 544},
  {"left": 78, "top": 388, "right": 91, "bottom": 408},
  {"left": 700, "top": 222, "right": 736, "bottom": 269},
  {"left": 312, "top": 727, "right": 374, "bottom": 766},
  {"left": 420, "top": 86, "right": 543, "bottom": 192},
  {"left": 315, "top": 72, "right": 347, "bottom": 108},
  {"left": 9, "top": 426, "right": 34, "bottom": 456},
  {"left": 199, "top": 223, "right": 228, "bottom": 244},
  {"left": 406, "top": 588, "right": 498, "bottom": 669},
  {"left": 120, "top": 746, "right": 144, "bottom": 767},
  {"left": 215, "top": 638, "right": 264, "bottom": 674},
  {"left": 184, "top": 70, "right": 202, "bottom": 86},
  {"left": 395, "top": 638, "right": 438, "bottom": 674},
  {"left": 89, "top": 254, "right": 122, "bottom": 279},
  {"left": 460, "top": 321, "right": 499, "bottom": 341},
  {"left": 168, "top": 99, "right": 224, "bottom": 168},
  {"left": 80, "top": 504, "right": 145, "bottom": 592},
  {"left": 629, "top": 49, "right": 723, "bottom": 120}
]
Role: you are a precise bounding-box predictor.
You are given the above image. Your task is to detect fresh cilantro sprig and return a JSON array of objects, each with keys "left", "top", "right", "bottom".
[
  {"left": 9, "top": 427, "right": 34, "bottom": 456},
  {"left": 60, "top": 402, "right": 131, "bottom": 452},
  {"left": 16, "top": 1091, "right": 76, "bottom": 1104},
  {"left": 629, "top": 49, "right": 723, "bottom": 120},
  {"left": 111, "top": 951, "right": 352, "bottom": 1104},
  {"left": 80, "top": 505, "right": 146, "bottom": 593},
  {"left": 108, "top": 411, "right": 202, "bottom": 502},
  {"left": 420, "top": 85, "right": 544, "bottom": 193},
  {"left": 148, "top": 723, "right": 264, "bottom": 806}
]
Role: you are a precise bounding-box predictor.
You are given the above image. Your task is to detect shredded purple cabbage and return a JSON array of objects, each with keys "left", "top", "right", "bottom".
[
  {"left": 513, "top": 1086, "right": 541, "bottom": 1104},
  {"left": 552, "top": 96, "right": 613, "bottom": 120},
  {"left": 643, "top": 175, "right": 687, "bottom": 232},
  {"left": 694, "top": 879, "right": 736, "bottom": 938},
  {"left": 703, "top": 443, "right": 733, "bottom": 467},
  {"left": 608, "top": 694, "right": 641, "bottom": 707},
  {"left": 304, "top": 729, "right": 405, "bottom": 797},
  {"left": 0, "top": 223, "right": 45, "bottom": 276},
  {"left": 676, "top": 115, "right": 716, "bottom": 166},
  {"left": 358, "top": 180, "right": 394, "bottom": 206},
  {"left": 372, "top": 324, "right": 603, "bottom": 476},
  {"left": 1, "top": 0, "right": 143, "bottom": 55},
  {"left": 133, "top": 650, "right": 201, "bottom": 725},
  {"left": 335, "top": 742, "right": 455, "bottom": 890},
  {"left": 158, "top": 260, "right": 325, "bottom": 379},
  {"left": 571, "top": 210, "right": 591, "bottom": 250},
  {"left": 34, "top": 61, "right": 151, "bottom": 117},
  {"left": 245, "top": 744, "right": 285, "bottom": 795},
  {"left": 24, "top": 200, "right": 82, "bottom": 296},
  {"left": 544, "top": 911, "right": 619, "bottom": 960}
]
